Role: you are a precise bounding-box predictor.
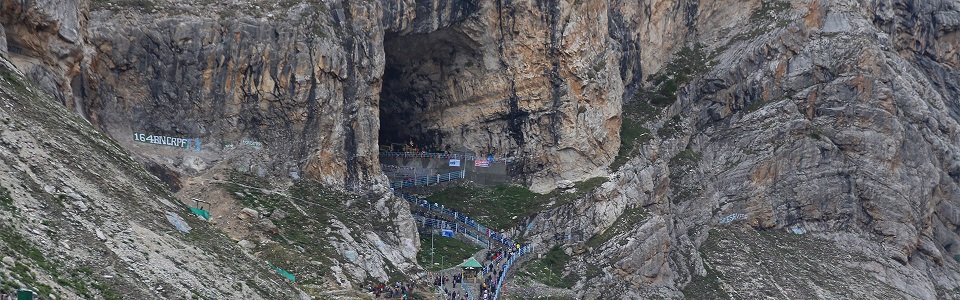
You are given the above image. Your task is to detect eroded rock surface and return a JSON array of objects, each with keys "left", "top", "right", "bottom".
[{"left": 1, "top": 0, "right": 959, "bottom": 298}]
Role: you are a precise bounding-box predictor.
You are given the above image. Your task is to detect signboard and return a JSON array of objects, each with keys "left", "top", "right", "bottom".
[
  {"left": 441, "top": 229, "right": 455, "bottom": 237},
  {"left": 134, "top": 133, "right": 201, "bottom": 152},
  {"left": 487, "top": 154, "right": 494, "bottom": 162},
  {"left": 474, "top": 159, "right": 490, "bottom": 168},
  {"left": 449, "top": 159, "right": 461, "bottom": 167}
]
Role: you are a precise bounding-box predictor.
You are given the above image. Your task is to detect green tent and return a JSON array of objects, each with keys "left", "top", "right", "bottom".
[
  {"left": 458, "top": 257, "right": 482, "bottom": 269},
  {"left": 189, "top": 207, "right": 211, "bottom": 220}
]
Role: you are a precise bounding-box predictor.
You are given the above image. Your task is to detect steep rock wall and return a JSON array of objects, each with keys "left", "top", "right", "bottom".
[
  {"left": 520, "top": 0, "right": 960, "bottom": 298},
  {"left": 379, "top": 0, "right": 623, "bottom": 192}
]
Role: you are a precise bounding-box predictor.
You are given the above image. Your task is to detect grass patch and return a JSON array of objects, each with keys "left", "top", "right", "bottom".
[
  {"left": 641, "top": 45, "right": 712, "bottom": 107},
  {"left": 610, "top": 118, "right": 653, "bottom": 170},
  {"left": 668, "top": 148, "right": 702, "bottom": 188},
  {"left": 750, "top": 0, "right": 791, "bottom": 23},
  {"left": 585, "top": 206, "right": 647, "bottom": 248},
  {"left": 0, "top": 226, "right": 55, "bottom": 272},
  {"left": 681, "top": 258, "right": 730, "bottom": 299},
  {"left": 519, "top": 246, "right": 575, "bottom": 288},
  {"left": 730, "top": 0, "right": 793, "bottom": 42},
  {"left": 220, "top": 171, "right": 401, "bottom": 285},
  {"left": 657, "top": 115, "right": 685, "bottom": 138},
  {"left": 0, "top": 186, "right": 14, "bottom": 211},
  {"left": 416, "top": 234, "right": 482, "bottom": 271},
  {"left": 425, "top": 178, "right": 608, "bottom": 231},
  {"left": 668, "top": 149, "right": 703, "bottom": 204}
]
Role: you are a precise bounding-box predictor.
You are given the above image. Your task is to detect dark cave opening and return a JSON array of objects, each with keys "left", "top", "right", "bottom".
[{"left": 377, "top": 29, "right": 483, "bottom": 153}]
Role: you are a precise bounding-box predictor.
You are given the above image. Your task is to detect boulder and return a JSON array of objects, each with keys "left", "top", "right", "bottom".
[
  {"left": 239, "top": 208, "right": 259, "bottom": 220},
  {"left": 259, "top": 219, "right": 279, "bottom": 235},
  {"left": 238, "top": 239, "right": 256, "bottom": 250}
]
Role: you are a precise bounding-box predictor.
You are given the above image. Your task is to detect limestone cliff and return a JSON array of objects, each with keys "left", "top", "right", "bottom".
[
  {"left": 520, "top": 0, "right": 960, "bottom": 299},
  {"left": 1, "top": 0, "right": 959, "bottom": 299}
]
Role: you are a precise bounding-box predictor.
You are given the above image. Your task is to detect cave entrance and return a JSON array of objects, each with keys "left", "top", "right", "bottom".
[{"left": 377, "top": 28, "right": 482, "bottom": 154}]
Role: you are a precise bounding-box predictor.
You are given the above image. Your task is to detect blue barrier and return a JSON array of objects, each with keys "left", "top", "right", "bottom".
[{"left": 492, "top": 244, "right": 533, "bottom": 300}]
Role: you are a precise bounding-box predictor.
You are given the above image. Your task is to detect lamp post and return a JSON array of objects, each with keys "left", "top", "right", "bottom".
[{"left": 431, "top": 225, "right": 435, "bottom": 267}]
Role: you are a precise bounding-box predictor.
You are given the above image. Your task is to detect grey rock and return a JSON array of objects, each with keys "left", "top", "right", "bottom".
[
  {"left": 2, "top": 256, "right": 14, "bottom": 266},
  {"left": 238, "top": 208, "right": 258, "bottom": 220},
  {"left": 258, "top": 219, "right": 279, "bottom": 235},
  {"left": 269, "top": 209, "right": 288, "bottom": 221},
  {"left": 237, "top": 240, "right": 255, "bottom": 250}
]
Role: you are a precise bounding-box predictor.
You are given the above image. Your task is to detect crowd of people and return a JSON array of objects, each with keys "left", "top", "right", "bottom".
[
  {"left": 432, "top": 273, "right": 467, "bottom": 300},
  {"left": 0, "top": 290, "right": 15, "bottom": 300},
  {"left": 369, "top": 282, "right": 416, "bottom": 299}
]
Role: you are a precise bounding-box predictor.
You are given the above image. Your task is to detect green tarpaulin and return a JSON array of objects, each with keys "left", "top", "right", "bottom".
[
  {"left": 270, "top": 264, "right": 296, "bottom": 282},
  {"left": 459, "top": 257, "right": 482, "bottom": 269},
  {"left": 189, "top": 207, "right": 210, "bottom": 220}
]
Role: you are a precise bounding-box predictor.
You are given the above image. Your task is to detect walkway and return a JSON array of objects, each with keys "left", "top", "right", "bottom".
[{"left": 397, "top": 191, "right": 533, "bottom": 300}]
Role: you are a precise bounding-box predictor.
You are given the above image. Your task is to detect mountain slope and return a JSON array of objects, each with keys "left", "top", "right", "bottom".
[{"left": 0, "top": 57, "right": 303, "bottom": 299}]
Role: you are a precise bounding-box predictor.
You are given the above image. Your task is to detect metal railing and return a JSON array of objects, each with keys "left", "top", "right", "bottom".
[
  {"left": 380, "top": 151, "right": 515, "bottom": 163},
  {"left": 493, "top": 244, "right": 534, "bottom": 300},
  {"left": 398, "top": 192, "right": 519, "bottom": 248},
  {"left": 390, "top": 170, "right": 466, "bottom": 189},
  {"left": 396, "top": 191, "right": 534, "bottom": 300},
  {"left": 412, "top": 214, "right": 491, "bottom": 247}
]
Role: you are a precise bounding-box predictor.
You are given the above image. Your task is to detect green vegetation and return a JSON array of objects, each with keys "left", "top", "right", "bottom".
[
  {"left": 731, "top": 0, "right": 793, "bottom": 42},
  {"left": 426, "top": 177, "right": 608, "bottom": 230},
  {"left": 692, "top": 227, "right": 899, "bottom": 298},
  {"left": 750, "top": 0, "right": 791, "bottom": 23},
  {"left": 610, "top": 118, "right": 653, "bottom": 170},
  {"left": 586, "top": 206, "right": 647, "bottom": 248},
  {"left": 416, "top": 234, "right": 482, "bottom": 271},
  {"left": 669, "top": 149, "right": 702, "bottom": 176},
  {"left": 641, "top": 45, "right": 712, "bottom": 107},
  {"left": 744, "top": 99, "right": 768, "bottom": 113},
  {"left": 613, "top": 43, "right": 710, "bottom": 169},
  {"left": 0, "top": 225, "right": 105, "bottom": 297},
  {"left": 657, "top": 115, "right": 685, "bottom": 138},
  {"left": 91, "top": 282, "right": 122, "bottom": 300},
  {"left": 808, "top": 127, "right": 824, "bottom": 140},
  {"left": 0, "top": 67, "right": 30, "bottom": 98},
  {"left": 0, "top": 226, "right": 54, "bottom": 272},
  {"left": 221, "top": 170, "right": 403, "bottom": 285},
  {"left": 668, "top": 148, "right": 703, "bottom": 204},
  {"left": 681, "top": 258, "right": 731, "bottom": 299},
  {"left": 519, "top": 246, "right": 575, "bottom": 288},
  {"left": 0, "top": 186, "right": 14, "bottom": 211}
]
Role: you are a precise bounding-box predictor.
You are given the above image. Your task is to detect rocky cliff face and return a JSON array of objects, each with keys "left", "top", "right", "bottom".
[
  {"left": 2, "top": 0, "right": 959, "bottom": 298},
  {"left": 2, "top": 0, "right": 623, "bottom": 193},
  {"left": 519, "top": 0, "right": 960, "bottom": 299},
  {"left": 379, "top": 0, "right": 623, "bottom": 192},
  {"left": 0, "top": 57, "right": 302, "bottom": 299}
]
